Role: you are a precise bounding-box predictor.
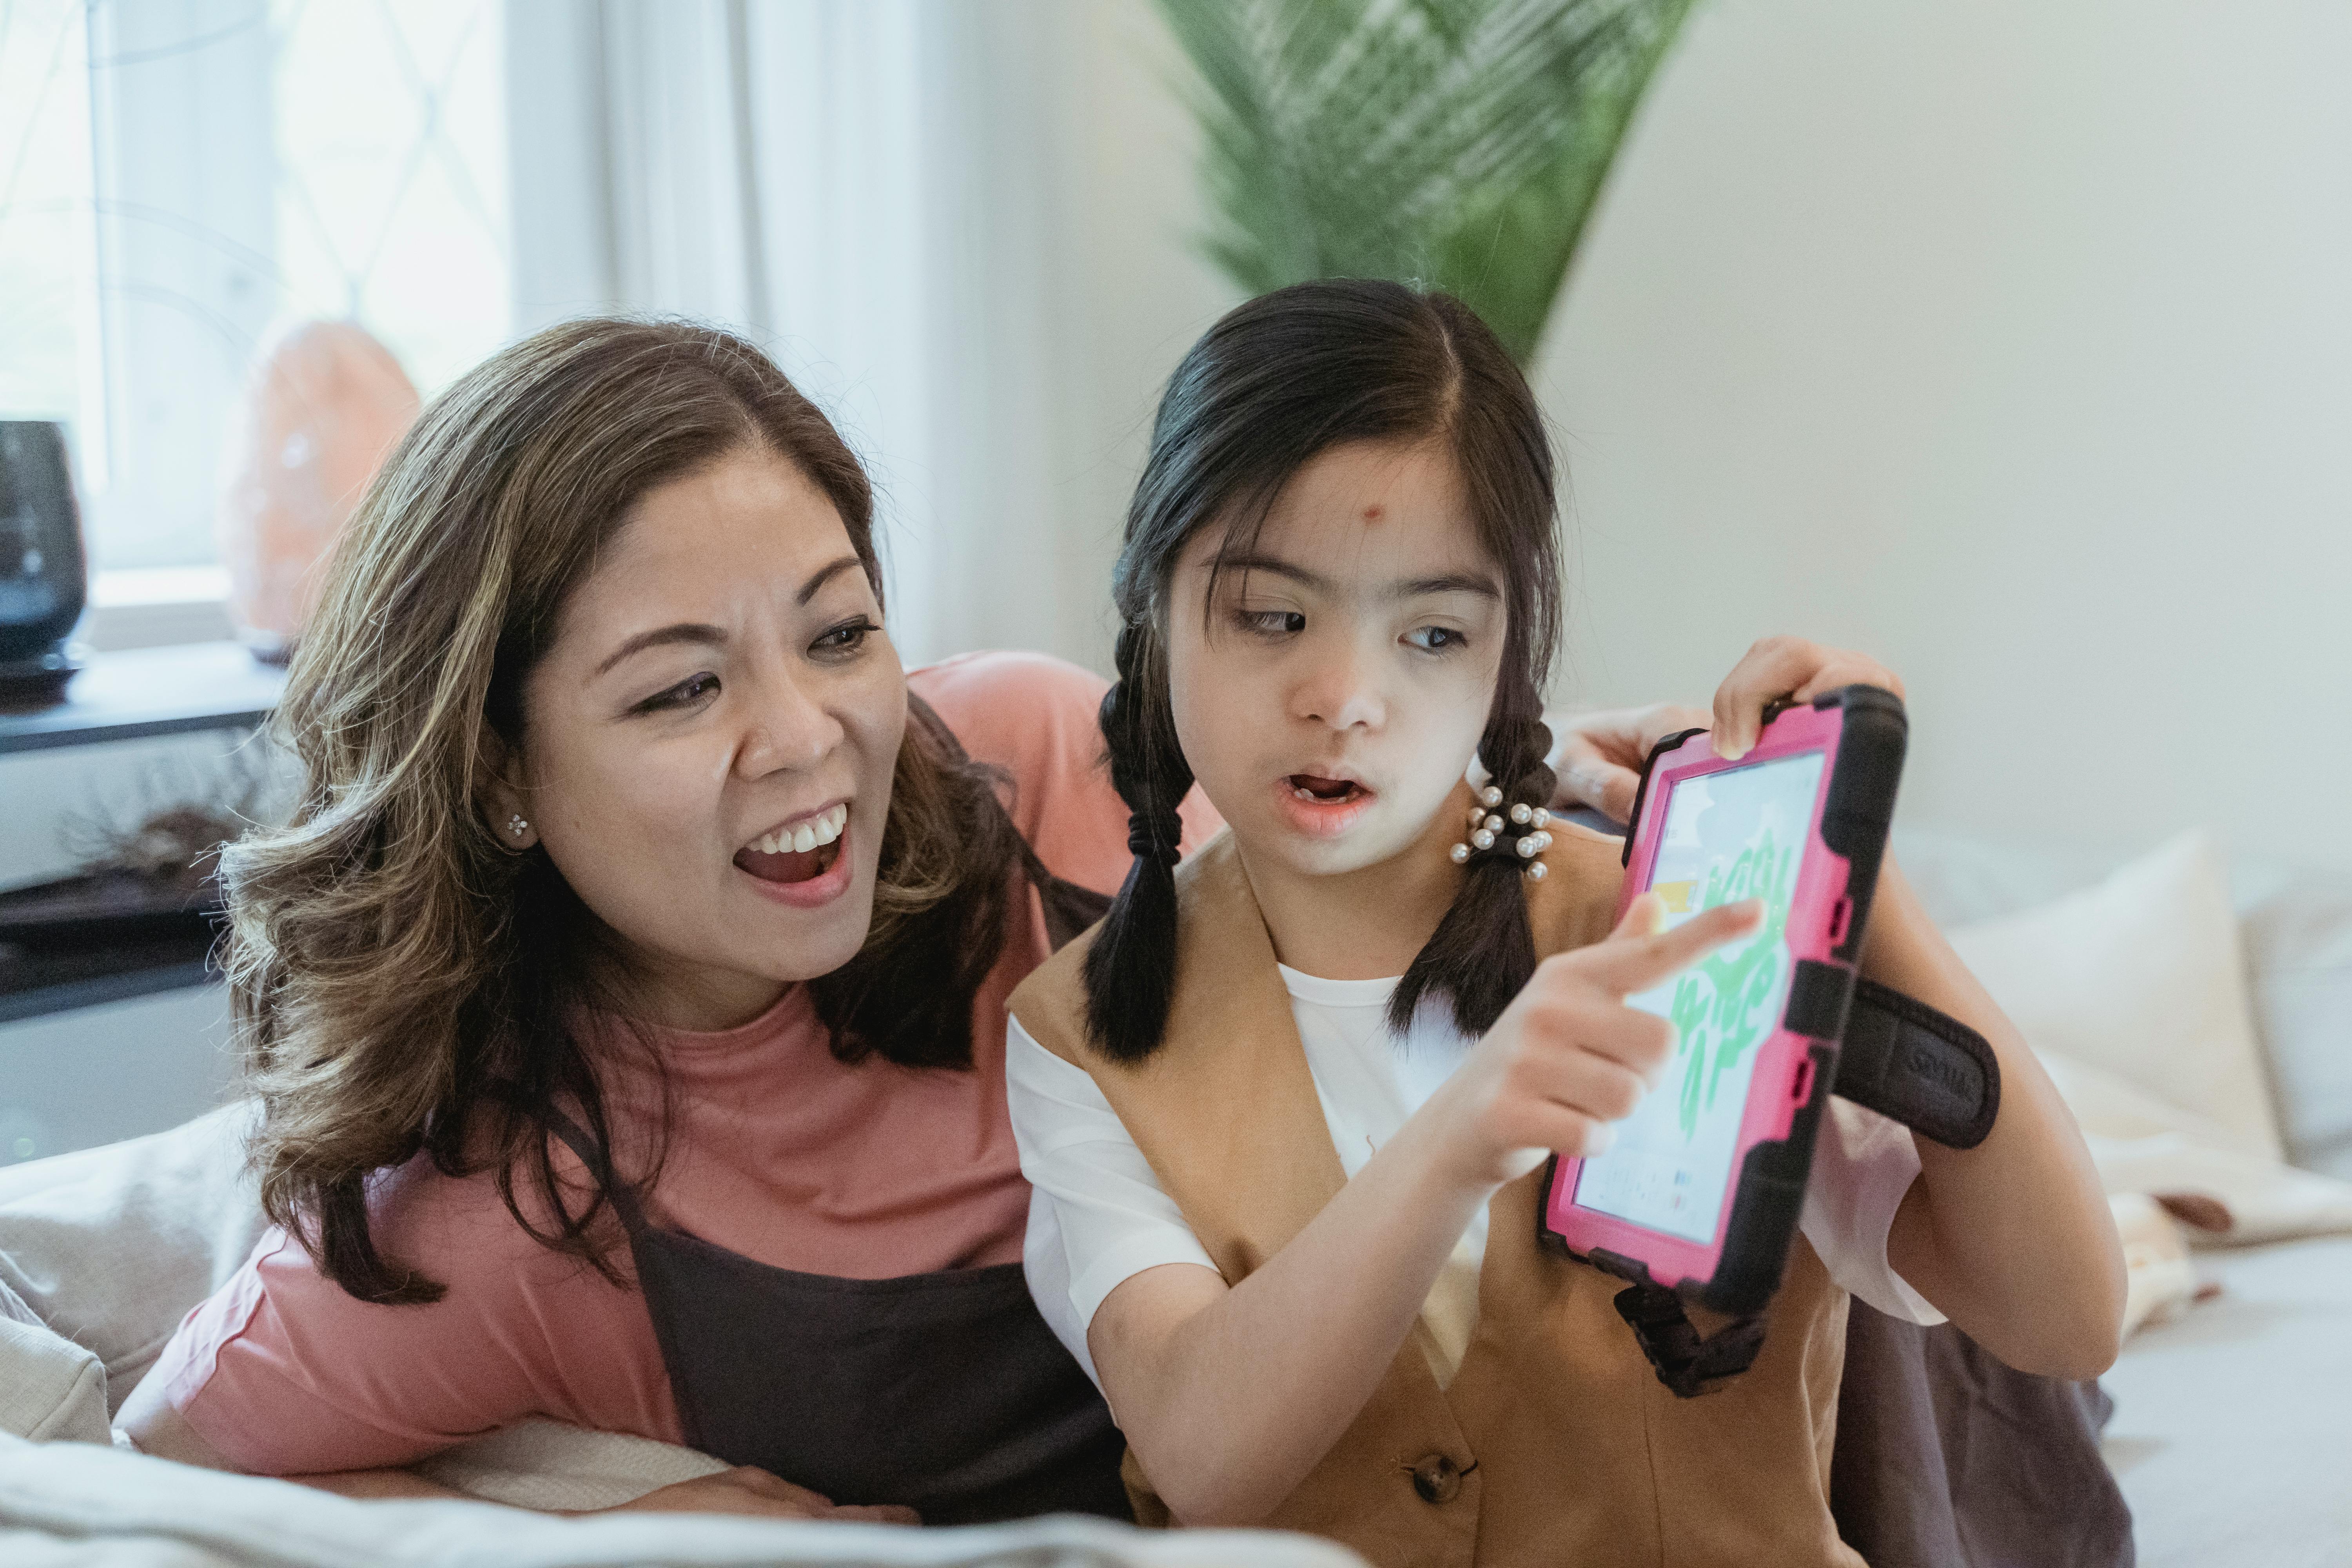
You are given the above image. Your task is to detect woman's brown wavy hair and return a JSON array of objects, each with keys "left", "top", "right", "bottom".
[{"left": 227, "top": 317, "right": 1037, "bottom": 1304}]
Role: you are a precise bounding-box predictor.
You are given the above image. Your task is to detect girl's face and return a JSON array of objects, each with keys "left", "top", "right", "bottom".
[
  {"left": 503, "top": 445, "right": 907, "bottom": 1030},
  {"left": 1166, "top": 438, "right": 1506, "bottom": 885}
]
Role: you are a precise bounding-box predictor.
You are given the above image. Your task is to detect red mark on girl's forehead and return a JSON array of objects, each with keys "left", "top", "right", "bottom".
[{"left": 1363, "top": 504, "right": 1385, "bottom": 523}]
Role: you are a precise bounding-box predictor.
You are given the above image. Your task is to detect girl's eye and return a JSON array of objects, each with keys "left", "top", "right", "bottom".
[
  {"left": 637, "top": 672, "right": 720, "bottom": 712},
  {"left": 1408, "top": 626, "right": 1468, "bottom": 653},
  {"left": 813, "top": 616, "right": 878, "bottom": 658},
  {"left": 1239, "top": 609, "right": 1307, "bottom": 637}
]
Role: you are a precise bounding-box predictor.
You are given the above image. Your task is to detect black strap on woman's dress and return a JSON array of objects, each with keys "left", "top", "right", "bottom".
[
  {"left": 906, "top": 690, "right": 1114, "bottom": 954},
  {"left": 541, "top": 1107, "right": 655, "bottom": 1239},
  {"left": 1014, "top": 839, "right": 1113, "bottom": 953}
]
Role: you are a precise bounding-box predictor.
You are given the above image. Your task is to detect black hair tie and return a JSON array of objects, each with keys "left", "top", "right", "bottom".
[{"left": 1126, "top": 808, "right": 1185, "bottom": 866}]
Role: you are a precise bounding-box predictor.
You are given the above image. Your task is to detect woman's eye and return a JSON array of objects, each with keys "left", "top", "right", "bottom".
[
  {"left": 637, "top": 673, "right": 720, "bottom": 712},
  {"left": 812, "top": 616, "right": 877, "bottom": 658},
  {"left": 1238, "top": 609, "right": 1306, "bottom": 637},
  {"left": 1408, "top": 626, "right": 1467, "bottom": 653}
]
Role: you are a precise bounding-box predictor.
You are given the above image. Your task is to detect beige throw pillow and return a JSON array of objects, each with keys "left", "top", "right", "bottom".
[{"left": 1948, "top": 830, "right": 2284, "bottom": 1160}]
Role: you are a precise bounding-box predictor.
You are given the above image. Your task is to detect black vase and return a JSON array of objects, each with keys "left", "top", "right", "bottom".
[{"left": 0, "top": 421, "right": 88, "bottom": 702}]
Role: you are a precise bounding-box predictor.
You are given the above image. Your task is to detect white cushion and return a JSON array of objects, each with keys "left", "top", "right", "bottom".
[
  {"left": 1948, "top": 830, "right": 2285, "bottom": 1160},
  {"left": 0, "top": 1102, "right": 264, "bottom": 1413},
  {"left": 2237, "top": 871, "right": 2352, "bottom": 1179},
  {"left": 0, "top": 1283, "right": 109, "bottom": 1446},
  {"left": 414, "top": 1418, "right": 731, "bottom": 1512}
]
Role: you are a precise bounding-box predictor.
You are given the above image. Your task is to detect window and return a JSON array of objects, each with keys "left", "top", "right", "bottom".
[
  {"left": 0, "top": 0, "right": 100, "bottom": 470},
  {"left": 0, "top": 0, "right": 510, "bottom": 579}
]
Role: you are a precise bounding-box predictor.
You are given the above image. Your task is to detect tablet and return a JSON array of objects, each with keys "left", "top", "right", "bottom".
[{"left": 1538, "top": 684, "right": 1907, "bottom": 1314}]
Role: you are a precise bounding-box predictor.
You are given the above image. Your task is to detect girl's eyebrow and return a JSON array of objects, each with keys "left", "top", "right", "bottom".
[
  {"left": 1399, "top": 572, "right": 1502, "bottom": 601},
  {"left": 1217, "top": 551, "right": 1500, "bottom": 603}
]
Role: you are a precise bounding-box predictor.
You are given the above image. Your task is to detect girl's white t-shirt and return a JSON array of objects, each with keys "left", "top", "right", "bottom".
[{"left": 1006, "top": 964, "right": 1945, "bottom": 1392}]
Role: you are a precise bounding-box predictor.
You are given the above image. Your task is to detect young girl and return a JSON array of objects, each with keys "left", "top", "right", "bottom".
[{"left": 1003, "top": 280, "right": 2125, "bottom": 1565}]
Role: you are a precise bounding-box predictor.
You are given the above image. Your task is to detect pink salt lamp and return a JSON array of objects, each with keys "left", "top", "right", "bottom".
[{"left": 217, "top": 319, "right": 419, "bottom": 662}]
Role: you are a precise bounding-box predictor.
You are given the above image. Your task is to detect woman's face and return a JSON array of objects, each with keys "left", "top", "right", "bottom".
[
  {"left": 506, "top": 444, "right": 906, "bottom": 1030},
  {"left": 1165, "top": 438, "right": 1505, "bottom": 886}
]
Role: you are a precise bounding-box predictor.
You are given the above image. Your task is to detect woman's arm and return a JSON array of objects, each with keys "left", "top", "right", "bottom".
[
  {"left": 1708, "top": 637, "right": 2127, "bottom": 1377},
  {"left": 1085, "top": 898, "right": 1762, "bottom": 1526},
  {"left": 119, "top": 1376, "right": 911, "bottom": 1520}
]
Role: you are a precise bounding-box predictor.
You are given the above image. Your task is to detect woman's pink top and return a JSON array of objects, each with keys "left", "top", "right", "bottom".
[{"left": 153, "top": 652, "right": 1219, "bottom": 1474}]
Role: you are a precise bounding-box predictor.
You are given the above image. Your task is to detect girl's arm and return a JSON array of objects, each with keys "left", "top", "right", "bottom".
[
  {"left": 1708, "top": 637, "right": 2127, "bottom": 1378},
  {"left": 1866, "top": 862, "right": 2126, "bottom": 1376},
  {"left": 1086, "top": 898, "right": 1763, "bottom": 1526}
]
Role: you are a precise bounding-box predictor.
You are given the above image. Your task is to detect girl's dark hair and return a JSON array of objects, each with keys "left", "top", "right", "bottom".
[
  {"left": 1085, "top": 279, "right": 1561, "bottom": 1061},
  {"left": 230, "top": 318, "right": 1042, "bottom": 1304}
]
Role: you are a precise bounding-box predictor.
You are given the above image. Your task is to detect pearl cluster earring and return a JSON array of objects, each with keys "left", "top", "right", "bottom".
[{"left": 1448, "top": 785, "right": 1555, "bottom": 880}]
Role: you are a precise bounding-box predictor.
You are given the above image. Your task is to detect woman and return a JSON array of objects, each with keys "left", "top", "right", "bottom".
[{"left": 119, "top": 317, "right": 1227, "bottom": 1521}]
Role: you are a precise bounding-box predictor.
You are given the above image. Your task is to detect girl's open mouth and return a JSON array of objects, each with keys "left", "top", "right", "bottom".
[
  {"left": 1274, "top": 773, "right": 1377, "bottom": 840},
  {"left": 734, "top": 803, "right": 849, "bottom": 895},
  {"left": 1288, "top": 774, "right": 1365, "bottom": 805}
]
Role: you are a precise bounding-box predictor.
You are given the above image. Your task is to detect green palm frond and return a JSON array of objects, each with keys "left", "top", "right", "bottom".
[{"left": 1155, "top": 0, "right": 1695, "bottom": 364}]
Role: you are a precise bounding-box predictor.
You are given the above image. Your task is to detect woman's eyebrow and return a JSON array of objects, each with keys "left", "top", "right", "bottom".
[
  {"left": 591, "top": 556, "right": 864, "bottom": 677},
  {"left": 796, "top": 554, "right": 864, "bottom": 605},
  {"left": 595, "top": 623, "right": 727, "bottom": 676}
]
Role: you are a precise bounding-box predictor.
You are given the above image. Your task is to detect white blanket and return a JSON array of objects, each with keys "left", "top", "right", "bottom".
[{"left": 0, "top": 1431, "right": 1363, "bottom": 1568}]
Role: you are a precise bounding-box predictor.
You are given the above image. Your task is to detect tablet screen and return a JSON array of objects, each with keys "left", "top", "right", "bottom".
[{"left": 1571, "top": 749, "right": 1826, "bottom": 1243}]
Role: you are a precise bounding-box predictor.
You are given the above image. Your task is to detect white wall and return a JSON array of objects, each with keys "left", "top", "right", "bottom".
[
  {"left": 1027, "top": 0, "right": 2352, "bottom": 871},
  {"left": 1532, "top": 0, "right": 2352, "bottom": 869}
]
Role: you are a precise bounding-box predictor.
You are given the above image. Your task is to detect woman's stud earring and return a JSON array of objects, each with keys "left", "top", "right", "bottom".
[{"left": 507, "top": 814, "right": 529, "bottom": 839}]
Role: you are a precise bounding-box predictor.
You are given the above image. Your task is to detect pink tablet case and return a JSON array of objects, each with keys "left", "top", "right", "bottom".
[{"left": 1540, "top": 685, "right": 1906, "bottom": 1312}]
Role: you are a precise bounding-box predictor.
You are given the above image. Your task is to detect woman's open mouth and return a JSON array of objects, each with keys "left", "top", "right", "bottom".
[
  {"left": 1273, "top": 773, "right": 1377, "bottom": 839},
  {"left": 734, "top": 803, "right": 851, "bottom": 904}
]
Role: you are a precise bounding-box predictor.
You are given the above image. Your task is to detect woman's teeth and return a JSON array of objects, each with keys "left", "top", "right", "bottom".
[{"left": 751, "top": 803, "right": 847, "bottom": 856}]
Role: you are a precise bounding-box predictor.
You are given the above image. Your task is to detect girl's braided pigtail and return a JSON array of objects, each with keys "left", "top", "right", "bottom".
[
  {"left": 1081, "top": 623, "right": 1195, "bottom": 1062},
  {"left": 1387, "top": 664, "right": 1557, "bottom": 1038}
]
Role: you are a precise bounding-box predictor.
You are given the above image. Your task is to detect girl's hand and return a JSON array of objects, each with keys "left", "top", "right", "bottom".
[
  {"left": 613, "top": 1468, "right": 919, "bottom": 1524},
  {"left": 1711, "top": 636, "right": 1906, "bottom": 759},
  {"left": 1422, "top": 893, "right": 1766, "bottom": 1192},
  {"left": 1548, "top": 702, "right": 1713, "bottom": 822}
]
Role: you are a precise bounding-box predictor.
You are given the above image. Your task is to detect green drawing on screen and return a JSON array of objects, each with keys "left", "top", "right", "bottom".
[{"left": 1664, "top": 826, "right": 1797, "bottom": 1139}]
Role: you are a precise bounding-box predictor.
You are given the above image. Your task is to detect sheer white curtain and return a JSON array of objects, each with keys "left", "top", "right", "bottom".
[{"left": 499, "top": 0, "right": 1092, "bottom": 670}]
